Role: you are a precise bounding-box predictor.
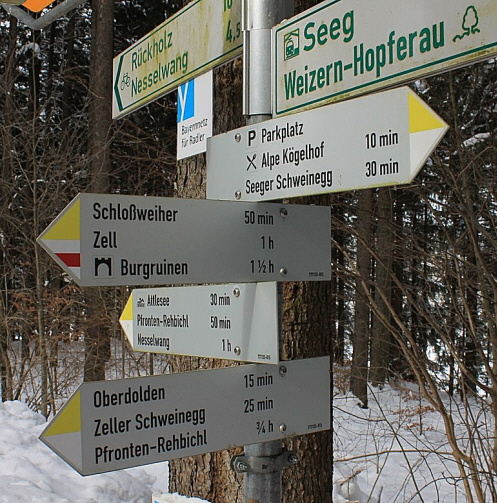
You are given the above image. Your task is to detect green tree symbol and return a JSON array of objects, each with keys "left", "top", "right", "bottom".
[{"left": 453, "top": 5, "right": 480, "bottom": 41}]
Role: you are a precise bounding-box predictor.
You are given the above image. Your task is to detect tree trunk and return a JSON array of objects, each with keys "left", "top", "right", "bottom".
[
  {"left": 389, "top": 195, "right": 405, "bottom": 378},
  {"left": 350, "top": 189, "right": 373, "bottom": 407},
  {"left": 167, "top": 60, "right": 245, "bottom": 502},
  {"left": 370, "top": 187, "right": 394, "bottom": 386},
  {"left": 280, "top": 274, "right": 334, "bottom": 502},
  {"left": 62, "top": 10, "right": 76, "bottom": 124},
  {"left": 84, "top": 0, "right": 113, "bottom": 382},
  {"left": 0, "top": 13, "right": 18, "bottom": 403},
  {"left": 25, "top": 23, "right": 50, "bottom": 416},
  {"left": 332, "top": 196, "right": 346, "bottom": 364},
  {"left": 169, "top": 52, "right": 334, "bottom": 501}
]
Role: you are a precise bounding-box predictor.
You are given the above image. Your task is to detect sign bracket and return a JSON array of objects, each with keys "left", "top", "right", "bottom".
[{"left": 231, "top": 450, "right": 298, "bottom": 474}]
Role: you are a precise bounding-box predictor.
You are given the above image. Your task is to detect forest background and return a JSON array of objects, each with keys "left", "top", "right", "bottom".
[{"left": 0, "top": 0, "right": 496, "bottom": 502}]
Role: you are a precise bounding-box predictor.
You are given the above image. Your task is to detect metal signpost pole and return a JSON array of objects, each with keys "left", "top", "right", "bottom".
[{"left": 232, "top": 0, "right": 294, "bottom": 501}]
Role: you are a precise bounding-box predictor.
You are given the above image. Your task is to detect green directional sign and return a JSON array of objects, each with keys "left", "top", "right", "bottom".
[
  {"left": 273, "top": 0, "right": 497, "bottom": 116},
  {"left": 113, "top": 0, "right": 242, "bottom": 119}
]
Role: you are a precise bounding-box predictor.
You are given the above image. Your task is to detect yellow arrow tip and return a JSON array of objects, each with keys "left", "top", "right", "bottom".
[
  {"left": 120, "top": 292, "right": 133, "bottom": 322},
  {"left": 409, "top": 92, "right": 446, "bottom": 134},
  {"left": 42, "top": 197, "right": 80, "bottom": 241},
  {"left": 43, "top": 390, "right": 81, "bottom": 437}
]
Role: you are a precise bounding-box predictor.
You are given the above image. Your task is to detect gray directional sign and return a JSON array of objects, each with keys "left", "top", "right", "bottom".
[
  {"left": 40, "top": 357, "right": 330, "bottom": 475},
  {"left": 120, "top": 283, "right": 279, "bottom": 364},
  {"left": 37, "top": 193, "right": 331, "bottom": 286}
]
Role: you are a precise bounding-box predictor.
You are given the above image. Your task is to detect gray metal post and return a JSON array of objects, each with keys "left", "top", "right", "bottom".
[
  {"left": 243, "top": 441, "right": 284, "bottom": 502},
  {"left": 231, "top": 0, "right": 294, "bottom": 501},
  {"left": 242, "top": 0, "right": 292, "bottom": 121}
]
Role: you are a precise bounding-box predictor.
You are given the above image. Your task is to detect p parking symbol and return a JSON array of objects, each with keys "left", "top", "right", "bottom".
[{"left": 247, "top": 129, "right": 257, "bottom": 148}]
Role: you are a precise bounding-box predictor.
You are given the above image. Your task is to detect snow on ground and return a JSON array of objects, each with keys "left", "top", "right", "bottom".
[
  {"left": 0, "top": 375, "right": 485, "bottom": 502},
  {"left": 0, "top": 400, "right": 173, "bottom": 503},
  {"left": 333, "top": 382, "right": 466, "bottom": 502}
]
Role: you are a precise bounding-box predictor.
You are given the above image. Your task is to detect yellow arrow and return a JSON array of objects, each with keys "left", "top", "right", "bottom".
[
  {"left": 408, "top": 89, "right": 449, "bottom": 178},
  {"left": 408, "top": 91, "right": 446, "bottom": 133},
  {"left": 119, "top": 292, "right": 134, "bottom": 347},
  {"left": 37, "top": 195, "right": 81, "bottom": 281},
  {"left": 43, "top": 391, "right": 81, "bottom": 436},
  {"left": 39, "top": 390, "right": 83, "bottom": 473}
]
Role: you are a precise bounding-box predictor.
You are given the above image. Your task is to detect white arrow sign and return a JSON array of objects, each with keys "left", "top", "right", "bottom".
[
  {"left": 120, "top": 282, "right": 279, "bottom": 364},
  {"left": 273, "top": 0, "right": 497, "bottom": 116},
  {"left": 207, "top": 87, "right": 448, "bottom": 202},
  {"left": 40, "top": 357, "right": 330, "bottom": 475}
]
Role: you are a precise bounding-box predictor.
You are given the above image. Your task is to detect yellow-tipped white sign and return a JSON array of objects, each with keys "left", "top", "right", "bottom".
[
  {"left": 120, "top": 283, "right": 279, "bottom": 364},
  {"left": 207, "top": 86, "right": 448, "bottom": 201}
]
